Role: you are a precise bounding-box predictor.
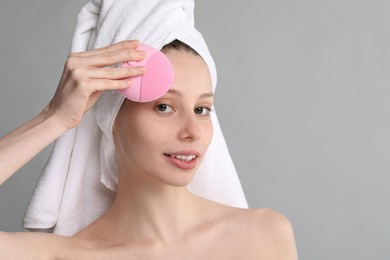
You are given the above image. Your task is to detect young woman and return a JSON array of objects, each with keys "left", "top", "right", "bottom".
[
  {"left": 1, "top": 0, "right": 298, "bottom": 257},
  {"left": 0, "top": 39, "right": 297, "bottom": 259}
]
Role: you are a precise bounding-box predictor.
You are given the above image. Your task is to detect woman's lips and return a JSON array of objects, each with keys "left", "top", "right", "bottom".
[{"left": 164, "top": 152, "right": 199, "bottom": 170}]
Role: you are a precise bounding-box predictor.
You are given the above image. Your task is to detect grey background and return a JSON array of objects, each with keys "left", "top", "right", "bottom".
[{"left": 0, "top": 0, "right": 389, "bottom": 259}]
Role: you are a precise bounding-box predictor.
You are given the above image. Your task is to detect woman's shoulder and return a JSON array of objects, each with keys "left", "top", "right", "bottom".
[
  {"left": 241, "top": 208, "right": 298, "bottom": 259},
  {"left": 206, "top": 203, "right": 298, "bottom": 259},
  {"left": 216, "top": 205, "right": 294, "bottom": 237},
  {"left": 238, "top": 207, "right": 295, "bottom": 235},
  {"left": 0, "top": 230, "right": 104, "bottom": 259},
  {"left": 0, "top": 231, "right": 74, "bottom": 259},
  {"left": 202, "top": 197, "right": 294, "bottom": 232}
]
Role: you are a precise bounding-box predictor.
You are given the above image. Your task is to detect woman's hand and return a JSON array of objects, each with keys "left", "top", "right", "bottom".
[
  {"left": 0, "top": 40, "right": 145, "bottom": 185},
  {"left": 46, "top": 40, "right": 146, "bottom": 130}
]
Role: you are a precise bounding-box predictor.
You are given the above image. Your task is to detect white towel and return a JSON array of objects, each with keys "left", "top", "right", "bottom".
[{"left": 23, "top": 0, "right": 248, "bottom": 236}]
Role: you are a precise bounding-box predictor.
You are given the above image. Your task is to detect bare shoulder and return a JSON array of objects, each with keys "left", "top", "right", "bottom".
[
  {"left": 247, "top": 208, "right": 295, "bottom": 235},
  {"left": 233, "top": 208, "right": 298, "bottom": 259},
  {"left": 0, "top": 231, "right": 72, "bottom": 259},
  {"left": 204, "top": 204, "right": 298, "bottom": 259},
  {"left": 216, "top": 206, "right": 295, "bottom": 236}
]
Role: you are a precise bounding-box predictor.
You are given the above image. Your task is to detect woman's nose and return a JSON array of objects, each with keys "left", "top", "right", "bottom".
[{"left": 178, "top": 114, "right": 201, "bottom": 141}]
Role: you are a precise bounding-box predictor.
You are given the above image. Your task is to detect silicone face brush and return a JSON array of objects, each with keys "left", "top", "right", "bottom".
[{"left": 119, "top": 44, "right": 174, "bottom": 102}]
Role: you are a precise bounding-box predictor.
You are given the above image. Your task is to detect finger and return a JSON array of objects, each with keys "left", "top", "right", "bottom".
[
  {"left": 63, "top": 48, "right": 145, "bottom": 73},
  {"left": 79, "top": 48, "right": 146, "bottom": 68},
  {"left": 87, "top": 66, "right": 145, "bottom": 80},
  {"left": 71, "top": 40, "right": 139, "bottom": 58},
  {"left": 88, "top": 78, "right": 134, "bottom": 92}
]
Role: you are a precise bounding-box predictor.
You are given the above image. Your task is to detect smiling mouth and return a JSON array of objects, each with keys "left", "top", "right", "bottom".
[{"left": 164, "top": 154, "right": 198, "bottom": 162}]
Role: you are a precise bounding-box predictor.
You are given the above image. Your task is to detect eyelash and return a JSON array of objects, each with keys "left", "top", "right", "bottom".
[
  {"left": 154, "top": 104, "right": 213, "bottom": 117},
  {"left": 155, "top": 104, "right": 174, "bottom": 114},
  {"left": 194, "top": 106, "right": 213, "bottom": 116}
]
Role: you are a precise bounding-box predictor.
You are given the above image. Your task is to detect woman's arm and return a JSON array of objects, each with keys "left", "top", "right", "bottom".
[
  {"left": 0, "top": 108, "right": 68, "bottom": 185},
  {"left": 0, "top": 40, "right": 145, "bottom": 185}
]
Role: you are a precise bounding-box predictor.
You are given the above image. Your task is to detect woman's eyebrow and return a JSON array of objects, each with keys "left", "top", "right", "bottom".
[
  {"left": 166, "top": 89, "right": 182, "bottom": 97},
  {"left": 166, "top": 89, "right": 213, "bottom": 99},
  {"left": 199, "top": 92, "right": 213, "bottom": 99}
]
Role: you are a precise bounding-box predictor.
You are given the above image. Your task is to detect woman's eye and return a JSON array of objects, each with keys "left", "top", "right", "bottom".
[
  {"left": 194, "top": 107, "right": 212, "bottom": 116},
  {"left": 155, "top": 103, "right": 174, "bottom": 113}
]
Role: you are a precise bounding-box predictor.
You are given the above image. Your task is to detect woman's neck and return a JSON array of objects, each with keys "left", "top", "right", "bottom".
[{"left": 101, "top": 169, "right": 203, "bottom": 245}]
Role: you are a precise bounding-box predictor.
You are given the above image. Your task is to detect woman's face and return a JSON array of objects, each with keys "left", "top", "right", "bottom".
[{"left": 114, "top": 48, "right": 213, "bottom": 187}]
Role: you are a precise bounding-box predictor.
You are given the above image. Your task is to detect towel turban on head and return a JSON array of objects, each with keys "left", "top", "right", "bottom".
[{"left": 23, "top": 0, "right": 248, "bottom": 236}]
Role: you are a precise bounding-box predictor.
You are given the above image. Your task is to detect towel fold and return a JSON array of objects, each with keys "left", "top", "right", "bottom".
[{"left": 23, "top": 0, "right": 248, "bottom": 236}]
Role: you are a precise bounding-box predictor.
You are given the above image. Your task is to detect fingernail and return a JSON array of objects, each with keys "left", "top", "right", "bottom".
[{"left": 137, "top": 50, "right": 146, "bottom": 56}]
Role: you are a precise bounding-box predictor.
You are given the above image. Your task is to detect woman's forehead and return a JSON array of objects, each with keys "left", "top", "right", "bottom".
[{"left": 166, "top": 50, "right": 212, "bottom": 94}]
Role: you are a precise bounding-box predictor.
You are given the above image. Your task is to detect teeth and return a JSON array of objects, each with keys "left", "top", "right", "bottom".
[{"left": 169, "top": 154, "right": 197, "bottom": 161}]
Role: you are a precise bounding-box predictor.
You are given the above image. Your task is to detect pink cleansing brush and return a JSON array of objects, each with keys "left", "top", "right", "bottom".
[{"left": 119, "top": 44, "right": 174, "bottom": 102}]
